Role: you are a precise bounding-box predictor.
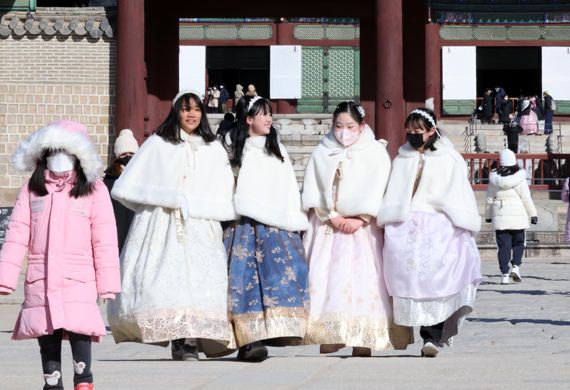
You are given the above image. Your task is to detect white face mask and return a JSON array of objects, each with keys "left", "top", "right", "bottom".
[{"left": 47, "top": 151, "right": 76, "bottom": 175}]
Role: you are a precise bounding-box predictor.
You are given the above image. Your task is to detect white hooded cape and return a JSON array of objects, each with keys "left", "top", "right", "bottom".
[
  {"left": 379, "top": 137, "right": 481, "bottom": 233},
  {"left": 302, "top": 125, "right": 391, "bottom": 217},
  {"left": 111, "top": 134, "right": 236, "bottom": 221}
]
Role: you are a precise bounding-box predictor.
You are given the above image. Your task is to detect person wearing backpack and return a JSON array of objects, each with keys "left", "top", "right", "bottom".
[{"left": 543, "top": 91, "right": 555, "bottom": 135}]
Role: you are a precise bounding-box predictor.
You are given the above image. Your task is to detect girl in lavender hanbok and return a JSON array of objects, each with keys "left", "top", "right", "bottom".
[
  {"left": 301, "top": 101, "right": 414, "bottom": 357},
  {"left": 380, "top": 108, "right": 482, "bottom": 358},
  {"left": 221, "top": 96, "right": 309, "bottom": 362}
]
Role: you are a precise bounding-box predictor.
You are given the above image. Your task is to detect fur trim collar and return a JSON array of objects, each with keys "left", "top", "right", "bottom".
[
  {"left": 321, "top": 124, "right": 378, "bottom": 151},
  {"left": 11, "top": 124, "right": 102, "bottom": 183},
  {"left": 489, "top": 169, "right": 526, "bottom": 189},
  {"left": 397, "top": 136, "right": 455, "bottom": 158}
]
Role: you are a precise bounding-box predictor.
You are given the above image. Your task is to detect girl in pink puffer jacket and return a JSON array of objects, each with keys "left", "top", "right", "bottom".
[{"left": 0, "top": 120, "right": 120, "bottom": 390}]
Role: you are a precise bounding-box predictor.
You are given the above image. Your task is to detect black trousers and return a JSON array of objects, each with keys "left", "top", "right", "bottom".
[
  {"left": 420, "top": 322, "right": 445, "bottom": 344},
  {"left": 496, "top": 229, "right": 525, "bottom": 275},
  {"left": 38, "top": 329, "right": 92, "bottom": 390}
]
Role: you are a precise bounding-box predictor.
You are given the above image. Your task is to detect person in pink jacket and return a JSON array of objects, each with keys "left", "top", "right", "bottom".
[{"left": 0, "top": 120, "right": 121, "bottom": 390}]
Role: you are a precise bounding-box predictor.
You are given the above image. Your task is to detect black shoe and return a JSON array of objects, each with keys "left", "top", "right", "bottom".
[
  {"left": 171, "top": 338, "right": 199, "bottom": 361},
  {"left": 236, "top": 341, "right": 268, "bottom": 362}
]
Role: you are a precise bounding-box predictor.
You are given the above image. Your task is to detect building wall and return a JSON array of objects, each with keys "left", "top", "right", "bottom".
[{"left": 0, "top": 35, "right": 116, "bottom": 206}]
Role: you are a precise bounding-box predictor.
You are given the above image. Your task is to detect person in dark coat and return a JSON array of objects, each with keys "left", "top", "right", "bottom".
[
  {"left": 216, "top": 112, "right": 235, "bottom": 137},
  {"left": 482, "top": 89, "right": 494, "bottom": 124},
  {"left": 543, "top": 91, "right": 555, "bottom": 135},
  {"left": 494, "top": 85, "right": 506, "bottom": 116},
  {"left": 503, "top": 121, "right": 521, "bottom": 154},
  {"left": 499, "top": 94, "right": 513, "bottom": 124},
  {"left": 103, "top": 129, "right": 139, "bottom": 253}
]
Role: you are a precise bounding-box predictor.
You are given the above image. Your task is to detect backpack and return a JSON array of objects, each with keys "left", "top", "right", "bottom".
[{"left": 551, "top": 99, "right": 557, "bottom": 111}]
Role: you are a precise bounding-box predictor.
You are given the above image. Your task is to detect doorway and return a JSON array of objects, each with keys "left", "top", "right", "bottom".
[
  {"left": 206, "top": 46, "right": 269, "bottom": 101},
  {"left": 476, "top": 47, "right": 542, "bottom": 99}
]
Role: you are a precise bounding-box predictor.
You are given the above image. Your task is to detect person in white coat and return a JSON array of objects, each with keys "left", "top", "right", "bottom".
[
  {"left": 380, "top": 108, "right": 482, "bottom": 358},
  {"left": 301, "top": 101, "right": 413, "bottom": 356},
  {"left": 107, "top": 90, "right": 237, "bottom": 361},
  {"left": 485, "top": 148, "right": 538, "bottom": 284}
]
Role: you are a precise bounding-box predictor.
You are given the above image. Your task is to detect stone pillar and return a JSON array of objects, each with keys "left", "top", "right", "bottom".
[
  {"left": 275, "top": 18, "right": 296, "bottom": 114},
  {"left": 117, "top": 0, "right": 146, "bottom": 142},
  {"left": 376, "top": 0, "right": 405, "bottom": 155},
  {"left": 425, "top": 21, "right": 441, "bottom": 118}
]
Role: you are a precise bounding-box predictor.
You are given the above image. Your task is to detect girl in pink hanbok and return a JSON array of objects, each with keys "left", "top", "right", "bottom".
[
  {"left": 380, "top": 108, "right": 482, "bottom": 358},
  {"left": 302, "top": 101, "right": 413, "bottom": 357}
]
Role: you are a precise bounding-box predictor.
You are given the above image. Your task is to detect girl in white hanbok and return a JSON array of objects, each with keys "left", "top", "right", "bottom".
[
  {"left": 107, "top": 91, "right": 236, "bottom": 360},
  {"left": 302, "top": 101, "right": 413, "bottom": 356},
  {"left": 380, "top": 108, "right": 482, "bottom": 358}
]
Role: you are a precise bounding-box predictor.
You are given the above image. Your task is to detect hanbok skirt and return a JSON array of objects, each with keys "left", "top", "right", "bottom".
[
  {"left": 223, "top": 217, "right": 309, "bottom": 347},
  {"left": 383, "top": 211, "right": 481, "bottom": 344},
  {"left": 107, "top": 206, "right": 235, "bottom": 357},
  {"left": 302, "top": 212, "right": 414, "bottom": 351}
]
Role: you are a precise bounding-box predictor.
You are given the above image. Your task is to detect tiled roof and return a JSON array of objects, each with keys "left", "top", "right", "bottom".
[{"left": 0, "top": 7, "right": 114, "bottom": 39}]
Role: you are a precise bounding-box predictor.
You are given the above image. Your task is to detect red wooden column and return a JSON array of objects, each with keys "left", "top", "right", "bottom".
[
  {"left": 376, "top": 0, "right": 405, "bottom": 155},
  {"left": 275, "top": 18, "right": 296, "bottom": 114},
  {"left": 116, "top": 0, "right": 146, "bottom": 143},
  {"left": 425, "top": 22, "right": 442, "bottom": 118}
]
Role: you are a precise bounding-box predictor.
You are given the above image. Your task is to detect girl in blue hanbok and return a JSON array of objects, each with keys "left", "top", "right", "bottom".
[{"left": 221, "top": 96, "right": 309, "bottom": 361}]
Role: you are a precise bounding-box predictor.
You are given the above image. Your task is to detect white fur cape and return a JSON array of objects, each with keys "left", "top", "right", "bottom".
[
  {"left": 111, "top": 134, "right": 236, "bottom": 221},
  {"left": 234, "top": 135, "right": 308, "bottom": 231},
  {"left": 379, "top": 137, "right": 481, "bottom": 233},
  {"left": 302, "top": 125, "right": 391, "bottom": 217},
  {"left": 11, "top": 123, "right": 102, "bottom": 183}
]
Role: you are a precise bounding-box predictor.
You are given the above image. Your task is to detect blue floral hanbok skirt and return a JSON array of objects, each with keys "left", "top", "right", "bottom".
[{"left": 223, "top": 217, "right": 309, "bottom": 347}]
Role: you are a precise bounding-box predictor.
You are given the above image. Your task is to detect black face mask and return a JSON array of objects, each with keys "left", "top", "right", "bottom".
[
  {"left": 117, "top": 156, "right": 132, "bottom": 166},
  {"left": 406, "top": 133, "right": 426, "bottom": 149}
]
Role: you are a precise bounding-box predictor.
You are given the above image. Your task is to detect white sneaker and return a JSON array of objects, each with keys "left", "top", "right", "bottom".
[
  {"left": 510, "top": 266, "right": 522, "bottom": 282},
  {"left": 421, "top": 341, "right": 439, "bottom": 358},
  {"left": 501, "top": 274, "right": 510, "bottom": 284}
]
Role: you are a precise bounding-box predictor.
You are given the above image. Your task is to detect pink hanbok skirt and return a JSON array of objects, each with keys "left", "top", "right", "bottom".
[
  {"left": 383, "top": 211, "right": 481, "bottom": 344},
  {"left": 519, "top": 111, "right": 539, "bottom": 135},
  {"left": 302, "top": 212, "right": 414, "bottom": 351}
]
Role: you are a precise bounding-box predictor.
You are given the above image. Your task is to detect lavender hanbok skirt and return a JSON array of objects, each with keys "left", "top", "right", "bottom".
[{"left": 383, "top": 211, "right": 481, "bottom": 344}]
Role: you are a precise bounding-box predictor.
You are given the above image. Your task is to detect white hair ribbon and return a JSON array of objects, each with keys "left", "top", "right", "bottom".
[
  {"left": 172, "top": 90, "right": 204, "bottom": 106},
  {"left": 247, "top": 96, "right": 263, "bottom": 112},
  {"left": 410, "top": 109, "right": 437, "bottom": 129}
]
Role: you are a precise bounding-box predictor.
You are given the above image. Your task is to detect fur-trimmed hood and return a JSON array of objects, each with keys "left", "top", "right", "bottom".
[
  {"left": 489, "top": 169, "right": 526, "bottom": 190},
  {"left": 11, "top": 121, "right": 102, "bottom": 183}
]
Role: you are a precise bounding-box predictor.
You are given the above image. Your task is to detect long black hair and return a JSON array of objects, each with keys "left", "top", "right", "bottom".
[
  {"left": 333, "top": 101, "right": 365, "bottom": 124},
  {"left": 155, "top": 92, "right": 216, "bottom": 144},
  {"left": 221, "top": 96, "right": 284, "bottom": 168},
  {"left": 28, "top": 149, "right": 94, "bottom": 198},
  {"left": 405, "top": 107, "right": 440, "bottom": 151},
  {"left": 496, "top": 165, "right": 520, "bottom": 177}
]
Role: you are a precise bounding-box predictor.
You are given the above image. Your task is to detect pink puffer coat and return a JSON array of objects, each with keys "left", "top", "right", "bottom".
[{"left": 0, "top": 172, "right": 121, "bottom": 341}]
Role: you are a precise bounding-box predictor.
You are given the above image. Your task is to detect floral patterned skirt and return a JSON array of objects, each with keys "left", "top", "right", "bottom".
[{"left": 224, "top": 217, "right": 309, "bottom": 347}]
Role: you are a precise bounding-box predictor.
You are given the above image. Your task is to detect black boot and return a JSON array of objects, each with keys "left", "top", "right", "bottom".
[
  {"left": 171, "top": 338, "right": 199, "bottom": 361},
  {"left": 236, "top": 341, "right": 268, "bottom": 362}
]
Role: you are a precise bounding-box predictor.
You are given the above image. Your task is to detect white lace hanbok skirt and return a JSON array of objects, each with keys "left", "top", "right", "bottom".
[{"left": 107, "top": 206, "right": 235, "bottom": 356}]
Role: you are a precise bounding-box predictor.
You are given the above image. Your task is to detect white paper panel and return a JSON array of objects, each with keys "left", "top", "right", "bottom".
[
  {"left": 270, "top": 45, "right": 302, "bottom": 99},
  {"left": 442, "top": 46, "right": 476, "bottom": 100},
  {"left": 179, "top": 45, "right": 206, "bottom": 98},
  {"left": 542, "top": 47, "right": 570, "bottom": 100}
]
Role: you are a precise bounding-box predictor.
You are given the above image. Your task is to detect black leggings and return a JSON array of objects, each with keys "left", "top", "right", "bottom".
[{"left": 38, "top": 329, "right": 93, "bottom": 390}]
